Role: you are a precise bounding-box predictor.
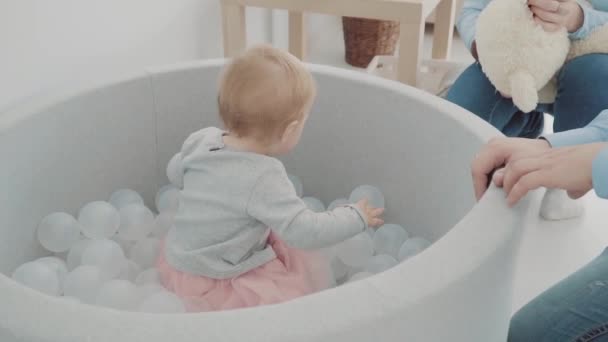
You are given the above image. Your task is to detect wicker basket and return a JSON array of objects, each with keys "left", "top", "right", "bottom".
[{"left": 342, "top": 17, "right": 400, "bottom": 68}]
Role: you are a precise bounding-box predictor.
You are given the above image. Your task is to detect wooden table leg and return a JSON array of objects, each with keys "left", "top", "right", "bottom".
[
  {"left": 397, "top": 11, "right": 424, "bottom": 86},
  {"left": 432, "top": 0, "right": 456, "bottom": 60},
  {"left": 288, "top": 11, "right": 306, "bottom": 60},
  {"left": 220, "top": 1, "right": 246, "bottom": 58}
]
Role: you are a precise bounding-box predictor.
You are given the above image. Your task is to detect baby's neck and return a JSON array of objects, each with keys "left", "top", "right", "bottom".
[{"left": 223, "top": 134, "right": 276, "bottom": 156}]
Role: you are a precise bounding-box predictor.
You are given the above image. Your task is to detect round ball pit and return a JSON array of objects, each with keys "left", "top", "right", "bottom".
[{"left": 0, "top": 60, "right": 533, "bottom": 342}]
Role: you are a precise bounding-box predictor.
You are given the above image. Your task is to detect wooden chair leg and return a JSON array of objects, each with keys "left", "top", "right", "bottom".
[
  {"left": 432, "top": 0, "right": 456, "bottom": 60},
  {"left": 221, "top": 1, "right": 246, "bottom": 58},
  {"left": 397, "top": 11, "right": 425, "bottom": 86},
  {"left": 288, "top": 11, "right": 306, "bottom": 60}
]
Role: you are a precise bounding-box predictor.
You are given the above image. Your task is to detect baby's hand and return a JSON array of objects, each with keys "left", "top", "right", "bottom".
[{"left": 355, "top": 198, "right": 384, "bottom": 228}]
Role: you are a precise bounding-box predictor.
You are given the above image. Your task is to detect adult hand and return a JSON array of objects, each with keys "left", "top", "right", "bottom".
[
  {"left": 494, "top": 142, "right": 607, "bottom": 206},
  {"left": 528, "top": 0, "right": 584, "bottom": 32},
  {"left": 471, "top": 137, "right": 551, "bottom": 200}
]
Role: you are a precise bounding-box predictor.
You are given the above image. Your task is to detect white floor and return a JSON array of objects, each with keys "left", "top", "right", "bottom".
[
  {"left": 513, "top": 191, "right": 608, "bottom": 312},
  {"left": 305, "top": 19, "right": 608, "bottom": 314}
]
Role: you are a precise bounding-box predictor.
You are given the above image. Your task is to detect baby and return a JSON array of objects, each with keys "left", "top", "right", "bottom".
[{"left": 158, "top": 45, "right": 384, "bottom": 312}]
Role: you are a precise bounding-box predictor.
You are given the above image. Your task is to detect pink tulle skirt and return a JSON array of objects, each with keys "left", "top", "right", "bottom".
[{"left": 157, "top": 232, "right": 332, "bottom": 312}]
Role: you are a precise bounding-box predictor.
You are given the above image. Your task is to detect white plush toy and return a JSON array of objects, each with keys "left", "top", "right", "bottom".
[
  {"left": 476, "top": 0, "right": 608, "bottom": 113},
  {"left": 475, "top": 0, "right": 570, "bottom": 113}
]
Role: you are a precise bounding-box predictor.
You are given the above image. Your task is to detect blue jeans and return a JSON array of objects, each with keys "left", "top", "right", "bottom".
[
  {"left": 508, "top": 248, "right": 608, "bottom": 341},
  {"left": 447, "top": 54, "right": 608, "bottom": 137}
]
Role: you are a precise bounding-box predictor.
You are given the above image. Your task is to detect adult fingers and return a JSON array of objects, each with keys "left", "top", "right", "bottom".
[
  {"left": 471, "top": 141, "right": 510, "bottom": 200},
  {"left": 531, "top": 6, "right": 564, "bottom": 25},
  {"left": 503, "top": 157, "right": 543, "bottom": 194},
  {"left": 507, "top": 171, "right": 547, "bottom": 206},
  {"left": 471, "top": 163, "right": 489, "bottom": 201},
  {"left": 534, "top": 15, "right": 562, "bottom": 31},
  {"left": 528, "top": 0, "right": 560, "bottom": 12},
  {"left": 567, "top": 190, "right": 587, "bottom": 199},
  {"left": 493, "top": 169, "right": 505, "bottom": 187}
]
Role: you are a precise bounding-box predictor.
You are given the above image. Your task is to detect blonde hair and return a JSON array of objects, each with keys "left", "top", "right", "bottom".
[{"left": 218, "top": 45, "right": 316, "bottom": 141}]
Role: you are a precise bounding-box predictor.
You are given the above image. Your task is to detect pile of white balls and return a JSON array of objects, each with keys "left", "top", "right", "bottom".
[
  {"left": 12, "top": 157, "right": 431, "bottom": 312},
  {"left": 288, "top": 176, "right": 431, "bottom": 285},
  {"left": 12, "top": 186, "right": 185, "bottom": 313}
]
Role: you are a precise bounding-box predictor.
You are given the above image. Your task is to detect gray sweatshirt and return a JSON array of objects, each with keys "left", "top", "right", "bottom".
[{"left": 164, "top": 127, "right": 367, "bottom": 279}]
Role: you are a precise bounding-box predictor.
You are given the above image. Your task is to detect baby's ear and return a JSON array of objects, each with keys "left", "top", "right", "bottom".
[{"left": 281, "top": 120, "right": 300, "bottom": 142}]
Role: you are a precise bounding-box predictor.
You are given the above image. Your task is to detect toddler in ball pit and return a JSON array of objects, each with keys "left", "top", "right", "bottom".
[{"left": 157, "top": 45, "right": 384, "bottom": 312}]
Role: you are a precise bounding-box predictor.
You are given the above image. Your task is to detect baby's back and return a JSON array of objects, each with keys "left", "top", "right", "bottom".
[{"left": 165, "top": 127, "right": 285, "bottom": 279}]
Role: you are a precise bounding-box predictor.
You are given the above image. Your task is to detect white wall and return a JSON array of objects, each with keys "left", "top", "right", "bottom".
[
  {"left": 272, "top": 12, "right": 347, "bottom": 68},
  {"left": 0, "top": 0, "right": 271, "bottom": 111}
]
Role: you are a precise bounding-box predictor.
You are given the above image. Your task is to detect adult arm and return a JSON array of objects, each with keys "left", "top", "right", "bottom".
[
  {"left": 543, "top": 109, "right": 608, "bottom": 147},
  {"left": 570, "top": 3, "right": 608, "bottom": 39},
  {"left": 456, "top": 0, "right": 493, "bottom": 54}
]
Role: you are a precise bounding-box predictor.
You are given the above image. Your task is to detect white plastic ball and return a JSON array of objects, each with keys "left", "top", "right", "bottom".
[
  {"left": 63, "top": 296, "right": 81, "bottom": 304},
  {"left": 364, "top": 254, "right": 398, "bottom": 274},
  {"left": 287, "top": 174, "right": 303, "bottom": 197},
  {"left": 37, "top": 212, "right": 82, "bottom": 253},
  {"left": 137, "top": 283, "right": 165, "bottom": 300},
  {"left": 130, "top": 237, "right": 161, "bottom": 269},
  {"left": 139, "top": 292, "right": 185, "bottom": 313},
  {"left": 112, "top": 236, "right": 135, "bottom": 256},
  {"left": 373, "top": 224, "right": 409, "bottom": 258},
  {"left": 12, "top": 262, "right": 60, "bottom": 296},
  {"left": 180, "top": 296, "right": 215, "bottom": 312},
  {"left": 81, "top": 239, "right": 126, "bottom": 279},
  {"left": 78, "top": 201, "right": 120, "bottom": 239},
  {"left": 109, "top": 189, "right": 144, "bottom": 209},
  {"left": 349, "top": 185, "right": 385, "bottom": 209},
  {"left": 166, "top": 153, "right": 184, "bottom": 188},
  {"left": 96, "top": 279, "right": 140, "bottom": 310},
  {"left": 365, "top": 227, "right": 375, "bottom": 238},
  {"left": 116, "top": 259, "right": 142, "bottom": 282},
  {"left": 66, "top": 239, "right": 93, "bottom": 270},
  {"left": 63, "top": 265, "right": 105, "bottom": 303},
  {"left": 302, "top": 197, "right": 325, "bottom": 212},
  {"left": 151, "top": 211, "right": 175, "bottom": 238},
  {"left": 346, "top": 266, "right": 365, "bottom": 279},
  {"left": 335, "top": 233, "right": 374, "bottom": 268},
  {"left": 36, "top": 257, "right": 69, "bottom": 284},
  {"left": 328, "top": 198, "right": 350, "bottom": 210},
  {"left": 398, "top": 237, "right": 431, "bottom": 261},
  {"left": 118, "top": 204, "right": 154, "bottom": 241},
  {"left": 331, "top": 257, "right": 349, "bottom": 281},
  {"left": 135, "top": 268, "right": 161, "bottom": 286},
  {"left": 155, "top": 185, "right": 180, "bottom": 213},
  {"left": 320, "top": 245, "right": 338, "bottom": 260},
  {"left": 348, "top": 271, "right": 373, "bottom": 283}
]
